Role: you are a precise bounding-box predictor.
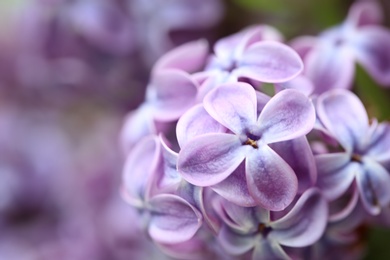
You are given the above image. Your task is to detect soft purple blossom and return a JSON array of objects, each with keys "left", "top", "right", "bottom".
[
  {"left": 291, "top": 1, "right": 390, "bottom": 94},
  {"left": 177, "top": 83, "right": 316, "bottom": 211},
  {"left": 207, "top": 25, "right": 303, "bottom": 83},
  {"left": 214, "top": 188, "right": 328, "bottom": 259},
  {"left": 316, "top": 89, "right": 390, "bottom": 215}
]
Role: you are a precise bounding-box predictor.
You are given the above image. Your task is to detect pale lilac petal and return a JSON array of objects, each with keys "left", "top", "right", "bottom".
[
  {"left": 316, "top": 153, "right": 357, "bottom": 201},
  {"left": 367, "top": 122, "right": 390, "bottom": 164},
  {"left": 246, "top": 145, "right": 298, "bottom": 211},
  {"left": 317, "top": 89, "right": 369, "bottom": 152},
  {"left": 149, "top": 69, "right": 198, "bottom": 121},
  {"left": 176, "top": 104, "right": 225, "bottom": 148},
  {"left": 276, "top": 74, "right": 314, "bottom": 96},
  {"left": 178, "top": 133, "right": 251, "bottom": 186},
  {"left": 329, "top": 186, "right": 359, "bottom": 222},
  {"left": 346, "top": 1, "right": 383, "bottom": 27},
  {"left": 148, "top": 194, "right": 202, "bottom": 244},
  {"left": 153, "top": 39, "right": 209, "bottom": 73},
  {"left": 289, "top": 36, "right": 318, "bottom": 59},
  {"left": 157, "top": 135, "right": 181, "bottom": 191},
  {"left": 352, "top": 27, "right": 390, "bottom": 86},
  {"left": 252, "top": 239, "right": 290, "bottom": 260},
  {"left": 203, "top": 82, "right": 257, "bottom": 134},
  {"left": 212, "top": 162, "right": 257, "bottom": 207},
  {"left": 213, "top": 198, "right": 258, "bottom": 233},
  {"left": 257, "top": 89, "right": 316, "bottom": 144},
  {"left": 270, "top": 188, "right": 328, "bottom": 247},
  {"left": 357, "top": 159, "right": 390, "bottom": 215},
  {"left": 255, "top": 91, "right": 271, "bottom": 116},
  {"left": 304, "top": 43, "right": 355, "bottom": 94},
  {"left": 122, "top": 136, "right": 160, "bottom": 206},
  {"left": 235, "top": 41, "right": 304, "bottom": 83},
  {"left": 269, "top": 137, "right": 317, "bottom": 193},
  {"left": 235, "top": 25, "right": 284, "bottom": 57},
  {"left": 218, "top": 225, "right": 255, "bottom": 255}
]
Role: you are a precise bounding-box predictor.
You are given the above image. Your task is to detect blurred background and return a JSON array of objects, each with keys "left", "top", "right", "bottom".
[{"left": 0, "top": 0, "right": 388, "bottom": 259}]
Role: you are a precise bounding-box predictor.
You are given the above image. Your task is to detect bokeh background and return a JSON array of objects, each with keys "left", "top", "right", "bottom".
[{"left": 0, "top": 0, "right": 389, "bottom": 259}]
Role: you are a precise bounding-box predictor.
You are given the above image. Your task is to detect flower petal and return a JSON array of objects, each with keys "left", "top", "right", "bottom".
[
  {"left": 122, "top": 135, "right": 160, "bottom": 206},
  {"left": 212, "top": 162, "right": 257, "bottom": 207},
  {"left": 246, "top": 145, "right": 298, "bottom": 211},
  {"left": 304, "top": 43, "right": 355, "bottom": 94},
  {"left": 149, "top": 69, "right": 198, "bottom": 121},
  {"left": 316, "top": 153, "right": 357, "bottom": 201},
  {"left": 289, "top": 36, "right": 318, "bottom": 59},
  {"left": 270, "top": 188, "right": 328, "bottom": 247},
  {"left": 257, "top": 89, "right": 315, "bottom": 144},
  {"left": 366, "top": 122, "right": 390, "bottom": 165},
  {"left": 352, "top": 27, "right": 390, "bottom": 86},
  {"left": 148, "top": 194, "right": 202, "bottom": 244},
  {"left": 317, "top": 89, "right": 369, "bottom": 152},
  {"left": 275, "top": 74, "right": 314, "bottom": 96},
  {"left": 357, "top": 159, "right": 390, "bottom": 215},
  {"left": 178, "top": 133, "right": 250, "bottom": 186},
  {"left": 236, "top": 41, "right": 303, "bottom": 83},
  {"left": 252, "top": 238, "right": 290, "bottom": 260},
  {"left": 218, "top": 225, "right": 255, "bottom": 255},
  {"left": 346, "top": 1, "right": 383, "bottom": 28},
  {"left": 157, "top": 135, "right": 181, "bottom": 191},
  {"left": 203, "top": 82, "right": 257, "bottom": 135},
  {"left": 176, "top": 104, "right": 225, "bottom": 149},
  {"left": 269, "top": 137, "right": 317, "bottom": 193},
  {"left": 153, "top": 39, "right": 209, "bottom": 73}
]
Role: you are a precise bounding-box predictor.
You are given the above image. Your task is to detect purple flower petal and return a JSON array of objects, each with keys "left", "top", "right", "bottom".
[
  {"left": 178, "top": 133, "right": 251, "bottom": 186},
  {"left": 329, "top": 185, "right": 359, "bottom": 222},
  {"left": 270, "top": 188, "right": 328, "bottom": 247},
  {"left": 149, "top": 69, "right": 198, "bottom": 121},
  {"left": 218, "top": 225, "right": 255, "bottom": 255},
  {"left": 316, "top": 153, "right": 357, "bottom": 201},
  {"left": 235, "top": 41, "right": 304, "bottom": 83},
  {"left": 352, "top": 27, "right": 390, "bottom": 86},
  {"left": 153, "top": 39, "right": 209, "bottom": 73},
  {"left": 252, "top": 239, "right": 290, "bottom": 260},
  {"left": 270, "top": 137, "right": 317, "bottom": 193},
  {"left": 255, "top": 91, "right": 271, "bottom": 116},
  {"left": 346, "top": 1, "right": 383, "bottom": 28},
  {"left": 357, "top": 159, "right": 390, "bottom": 215},
  {"left": 289, "top": 36, "right": 318, "bottom": 59},
  {"left": 317, "top": 89, "right": 369, "bottom": 152},
  {"left": 176, "top": 104, "right": 225, "bottom": 149},
  {"left": 203, "top": 82, "right": 257, "bottom": 135},
  {"left": 213, "top": 198, "right": 258, "bottom": 233},
  {"left": 148, "top": 194, "right": 202, "bottom": 244},
  {"left": 305, "top": 42, "right": 355, "bottom": 94},
  {"left": 367, "top": 122, "right": 390, "bottom": 164},
  {"left": 257, "top": 89, "right": 315, "bottom": 144},
  {"left": 122, "top": 136, "right": 160, "bottom": 206},
  {"left": 246, "top": 145, "right": 298, "bottom": 211},
  {"left": 157, "top": 136, "right": 181, "bottom": 191},
  {"left": 211, "top": 162, "right": 257, "bottom": 207},
  {"left": 276, "top": 74, "right": 314, "bottom": 96}
]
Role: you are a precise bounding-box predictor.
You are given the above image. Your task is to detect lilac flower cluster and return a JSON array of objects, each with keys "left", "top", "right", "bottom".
[{"left": 122, "top": 1, "right": 390, "bottom": 259}]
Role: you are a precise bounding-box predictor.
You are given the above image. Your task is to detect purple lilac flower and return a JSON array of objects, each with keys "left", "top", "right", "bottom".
[
  {"left": 177, "top": 83, "right": 315, "bottom": 211},
  {"left": 206, "top": 25, "right": 303, "bottom": 83},
  {"left": 122, "top": 135, "right": 203, "bottom": 245},
  {"left": 291, "top": 1, "right": 390, "bottom": 94},
  {"left": 315, "top": 89, "right": 390, "bottom": 215},
  {"left": 213, "top": 188, "right": 328, "bottom": 259}
]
